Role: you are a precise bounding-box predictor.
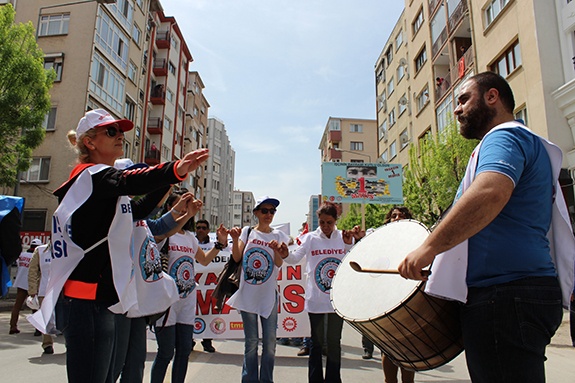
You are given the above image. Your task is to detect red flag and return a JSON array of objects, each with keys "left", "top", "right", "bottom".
[{"left": 296, "top": 223, "right": 309, "bottom": 245}]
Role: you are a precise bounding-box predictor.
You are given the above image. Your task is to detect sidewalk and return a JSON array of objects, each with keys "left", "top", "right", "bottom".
[{"left": 1, "top": 302, "right": 574, "bottom": 382}]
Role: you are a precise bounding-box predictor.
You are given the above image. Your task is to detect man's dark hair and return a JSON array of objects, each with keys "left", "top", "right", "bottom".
[
  {"left": 196, "top": 219, "right": 210, "bottom": 230},
  {"left": 471, "top": 71, "right": 515, "bottom": 113}
]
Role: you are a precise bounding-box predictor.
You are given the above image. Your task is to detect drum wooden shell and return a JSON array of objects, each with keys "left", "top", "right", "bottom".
[{"left": 330, "top": 220, "right": 463, "bottom": 371}]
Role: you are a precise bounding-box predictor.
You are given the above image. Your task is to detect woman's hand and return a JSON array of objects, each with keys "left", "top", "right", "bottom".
[
  {"left": 176, "top": 149, "right": 210, "bottom": 177},
  {"left": 186, "top": 196, "right": 202, "bottom": 217},
  {"left": 215, "top": 223, "right": 228, "bottom": 245},
  {"left": 270, "top": 240, "right": 289, "bottom": 259},
  {"left": 228, "top": 227, "right": 241, "bottom": 241},
  {"left": 171, "top": 192, "right": 193, "bottom": 216}
]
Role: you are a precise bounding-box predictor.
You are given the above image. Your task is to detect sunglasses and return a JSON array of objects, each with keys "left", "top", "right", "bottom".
[
  {"left": 98, "top": 126, "right": 124, "bottom": 138},
  {"left": 259, "top": 208, "right": 276, "bottom": 215},
  {"left": 196, "top": 226, "right": 208, "bottom": 230}
]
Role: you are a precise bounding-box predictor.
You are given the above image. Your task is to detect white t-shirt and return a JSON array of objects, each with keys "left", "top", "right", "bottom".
[
  {"left": 286, "top": 227, "right": 352, "bottom": 313},
  {"left": 159, "top": 231, "right": 199, "bottom": 326},
  {"left": 227, "top": 226, "right": 290, "bottom": 318},
  {"left": 14, "top": 251, "right": 33, "bottom": 290}
]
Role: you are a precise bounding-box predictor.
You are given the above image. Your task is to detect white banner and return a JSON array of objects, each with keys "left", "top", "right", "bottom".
[{"left": 192, "top": 249, "right": 310, "bottom": 339}]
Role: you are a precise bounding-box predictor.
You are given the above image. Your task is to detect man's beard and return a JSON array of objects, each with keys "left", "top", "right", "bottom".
[{"left": 458, "top": 98, "right": 496, "bottom": 140}]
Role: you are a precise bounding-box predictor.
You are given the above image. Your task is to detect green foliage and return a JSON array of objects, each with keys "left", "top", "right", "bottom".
[
  {"left": 403, "top": 120, "right": 478, "bottom": 228},
  {"left": 0, "top": 4, "right": 54, "bottom": 187},
  {"left": 337, "top": 203, "right": 392, "bottom": 230}
]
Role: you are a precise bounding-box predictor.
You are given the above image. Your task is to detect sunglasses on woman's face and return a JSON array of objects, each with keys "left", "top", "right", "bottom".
[
  {"left": 98, "top": 125, "right": 124, "bottom": 138},
  {"left": 259, "top": 208, "right": 276, "bottom": 215}
]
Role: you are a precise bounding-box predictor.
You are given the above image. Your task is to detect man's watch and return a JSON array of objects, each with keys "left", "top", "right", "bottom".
[{"left": 214, "top": 241, "right": 226, "bottom": 250}]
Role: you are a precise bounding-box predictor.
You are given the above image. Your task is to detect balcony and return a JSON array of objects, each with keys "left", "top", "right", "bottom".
[
  {"left": 448, "top": 0, "right": 468, "bottom": 33},
  {"left": 153, "top": 59, "right": 167, "bottom": 76},
  {"left": 147, "top": 117, "right": 163, "bottom": 135},
  {"left": 155, "top": 31, "right": 170, "bottom": 49},
  {"left": 145, "top": 149, "right": 160, "bottom": 166},
  {"left": 328, "top": 130, "right": 342, "bottom": 142},
  {"left": 150, "top": 85, "right": 165, "bottom": 105},
  {"left": 429, "top": 0, "right": 442, "bottom": 15},
  {"left": 330, "top": 148, "right": 342, "bottom": 160},
  {"left": 432, "top": 28, "right": 448, "bottom": 59},
  {"left": 449, "top": 47, "right": 474, "bottom": 85}
]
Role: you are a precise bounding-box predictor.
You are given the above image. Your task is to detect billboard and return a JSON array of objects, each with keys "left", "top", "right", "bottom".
[{"left": 321, "top": 162, "right": 403, "bottom": 204}]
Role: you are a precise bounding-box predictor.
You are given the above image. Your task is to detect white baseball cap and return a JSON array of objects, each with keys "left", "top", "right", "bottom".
[
  {"left": 76, "top": 109, "right": 133, "bottom": 138},
  {"left": 254, "top": 196, "right": 280, "bottom": 211},
  {"left": 30, "top": 239, "right": 42, "bottom": 246}
]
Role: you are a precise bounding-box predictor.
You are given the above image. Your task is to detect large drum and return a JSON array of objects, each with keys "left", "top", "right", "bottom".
[{"left": 330, "top": 220, "right": 463, "bottom": 371}]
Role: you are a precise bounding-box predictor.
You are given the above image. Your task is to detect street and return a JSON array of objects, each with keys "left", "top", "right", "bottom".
[{"left": 0, "top": 307, "right": 574, "bottom": 382}]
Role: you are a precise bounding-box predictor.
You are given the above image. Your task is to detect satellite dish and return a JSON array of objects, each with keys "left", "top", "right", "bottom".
[
  {"left": 399, "top": 58, "right": 407, "bottom": 67},
  {"left": 399, "top": 96, "right": 408, "bottom": 106}
]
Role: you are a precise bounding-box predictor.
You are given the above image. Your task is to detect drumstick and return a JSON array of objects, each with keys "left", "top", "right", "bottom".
[{"left": 349, "top": 261, "right": 431, "bottom": 277}]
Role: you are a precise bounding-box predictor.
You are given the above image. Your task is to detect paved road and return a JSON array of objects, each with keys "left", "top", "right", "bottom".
[{"left": 0, "top": 305, "right": 574, "bottom": 382}]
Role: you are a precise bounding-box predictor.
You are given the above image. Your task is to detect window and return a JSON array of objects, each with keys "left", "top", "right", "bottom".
[
  {"left": 350, "top": 142, "right": 364, "bottom": 151},
  {"left": 168, "top": 61, "right": 176, "bottom": 75},
  {"left": 376, "top": 63, "right": 385, "bottom": 83},
  {"left": 166, "top": 89, "right": 174, "bottom": 103},
  {"left": 415, "top": 47, "right": 427, "bottom": 72},
  {"left": 385, "top": 46, "right": 393, "bottom": 68},
  {"left": 132, "top": 23, "right": 141, "bottom": 46},
  {"left": 38, "top": 14, "right": 69, "bottom": 36},
  {"left": 89, "top": 52, "right": 125, "bottom": 113},
  {"left": 390, "top": 141, "right": 397, "bottom": 159},
  {"left": 484, "top": 0, "right": 510, "bottom": 28},
  {"left": 379, "top": 119, "right": 388, "bottom": 140},
  {"left": 389, "top": 108, "right": 396, "bottom": 127},
  {"left": 329, "top": 119, "right": 341, "bottom": 131},
  {"left": 170, "top": 34, "right": 179, "bottom": 49},
  {"left": 515, "top": 106, "right": 528, "bottom": 125},
  {"left": 23, "top": 210, "right": 47, "bottom": 232},
  {"left": 350, "top": 124, "right": 363, "bottom": 133},
  {"left": 125, "top": 98, "right": 135, "bottom": 121},
  {"left": 44, "top": 54, "right": 64, "bottom": 82},
  {"left": 378, "top": 92, "right": 386, "bottom": 111},
  {"left": 412, "top": 9, "right": 424, "bottom": 36},
  {"left": 162, "top": 144, "right": 171, "bottom": 160},
  {"left": 381, "top": 150, "right": 389, "bottom": 163},
  {"left": 400, "top": 129, "right": 409, "bottom": 149},
  {"left": 436, "top": 94, "right": 453, "bottom": 133},
  {"left": 416, "top": 86, "right": 430, "bottom": 112},
  {"left": 397, "top": 64, "right": 405, "bottom": 82},
  {"left": 95, "top": 10, "right": 129, "bottom": 70},
  {"left": 395, "top": 31, "right": 403, "bottom": 51},
  {"left": 165, "top": 117, "right": 172, "bottom": 132},
  {"left": 490, "top": 40, "right": 521, "bottom": 78},
  {"left": 42, "top": 107, "right": 57, "bottom": 131},
  {"left": 387, "top": 77, "right": 395, "bottom": 95},
  {"left": 128, "top": 61, "right": 137, "bottom": 83},
  {"left": 22, "top": 157, "right": 50, "bottom": 182},
  {"left": 399, "top": 94, "right": 408, "bottom": 115}
]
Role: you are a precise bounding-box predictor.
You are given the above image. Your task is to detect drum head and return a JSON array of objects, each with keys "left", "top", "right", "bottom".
[{"left": 331, "top": 220, "right": 429, "bottom": 321}]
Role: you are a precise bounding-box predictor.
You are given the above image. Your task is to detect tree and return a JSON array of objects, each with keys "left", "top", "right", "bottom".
[
  {"left": 0, "top": 4, "right": 54, "bottom": 188},
  {"left": 337, "top": 203, "right": 391, "bottom": 230},
  {"left": 403, "top": 120, "right": 478, "bottom": 228}
]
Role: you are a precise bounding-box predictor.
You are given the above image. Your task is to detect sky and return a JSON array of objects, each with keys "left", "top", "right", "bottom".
[{"left": 163, "top": 0, "right": 405, "bottom": 234}]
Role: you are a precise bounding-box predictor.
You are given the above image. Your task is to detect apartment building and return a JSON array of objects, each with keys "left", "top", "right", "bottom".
[
  {"left": 376, "top": 0, "right": 575, "bottom": 213},
  {"left": 232, "top": 190, "right": 255, "bottom": 228},
  {"left": 185, "top": 71, "right": 210, "bottom": 200},
  {"left": 203, "top": 117, "right": 235, "bottom": 228},
  {"left": 11, "top": 0, "right": 199, "bottom": 232},
  {"left": 318, "top": 117, "right": 378, "bottom": 217}
]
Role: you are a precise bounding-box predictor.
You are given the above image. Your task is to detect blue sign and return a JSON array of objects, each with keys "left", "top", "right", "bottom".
[{"left": 321, "top": 162, "right": 403, "bottom": 204}]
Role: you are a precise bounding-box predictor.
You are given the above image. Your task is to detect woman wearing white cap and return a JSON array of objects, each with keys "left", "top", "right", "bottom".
[
  {"left": 227, "top": 196, "right": 290, "bottom": 383},
  {"left": 28, "top": 109, "right": 209, "bottom": 383}
]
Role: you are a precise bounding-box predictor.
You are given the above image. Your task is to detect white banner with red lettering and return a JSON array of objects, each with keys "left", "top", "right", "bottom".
[{"left": 192, "top": 249, "right": 310, "bottom": 339}]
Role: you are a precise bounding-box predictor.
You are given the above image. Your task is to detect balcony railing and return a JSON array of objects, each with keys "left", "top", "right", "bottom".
[
  {"left": 329, "top": 130, "right": 342, "bottom": 142},
  {"left": 432, "top": 28, "right": 448, "bottom": 59},
  {"left": 144, "top": 149, "right": 160, "bottom": 166},
  {"left": 155, "top": 31, "right": 170, "bottom": 49},
  {"left": 153, "top": 59, "right": 167, "bottom": 76},
  {"left": 330, "top": 148, "right": 342, "bottom": 160},
  {"left": 450, "top": 47, "right": 474, "bottom": 85},
  {"left": 429, "top": 0, "right": 442, "bottom": 15},
  {"left": 448, "top": 0, "right": 468, "bottom": 33},
  {"left": 147, "top": 117, "right": 163, "bottom": 135}
]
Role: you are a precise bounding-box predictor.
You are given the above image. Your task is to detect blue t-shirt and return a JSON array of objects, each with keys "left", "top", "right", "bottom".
[{"left": 467, "top": 128, "right": 556, "bottom": 287}]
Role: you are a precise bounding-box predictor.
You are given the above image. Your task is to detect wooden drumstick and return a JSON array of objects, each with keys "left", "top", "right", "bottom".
[{"left": 349, "top": 261, "right": 431, "bottom": 277}]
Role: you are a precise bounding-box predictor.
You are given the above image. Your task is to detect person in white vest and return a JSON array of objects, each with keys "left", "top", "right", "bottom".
[
  {"left": 28, "top": 241, "right": 55, "bottom": 354},
  {"left": 398, "top": 72, "right": 575, "bottom": 383},
  {"left": 227, "top": 196, "right": 290, "bottom": 383},
  {"left": 9, "top": 238, "right": 40, "bottom": 334},
  {"left": 278, "top": 201, "right": 355, "bottom": 383},
  {"left": 151, "top": 190, "right": 229, "bottom": 383},
  {"left": 28, "top": 108, "right": 209, "bottom": 383}
]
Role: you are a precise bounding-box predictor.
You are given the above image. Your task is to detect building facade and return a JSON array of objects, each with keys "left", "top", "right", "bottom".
[
  {"left": 203, "top": 117, "right": 235, "bottom": 228},
  {"left": 12, "top": 0, "right": 202, "bottom": 232},
  {"left": 232, "top": 190, "right": 255, "bottom": 228},
  {"left": 376, "top": 0, "right": 575, "bottom": 215}
]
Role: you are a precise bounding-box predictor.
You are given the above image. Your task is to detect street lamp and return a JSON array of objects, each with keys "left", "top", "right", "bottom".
[{"left": 334, "top": 148, "right": 372, "bottom": 163}]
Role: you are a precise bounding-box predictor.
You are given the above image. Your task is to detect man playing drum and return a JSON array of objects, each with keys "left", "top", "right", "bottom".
[{"left": 399, "top": 71, "right": 575, "bottom": 383}]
